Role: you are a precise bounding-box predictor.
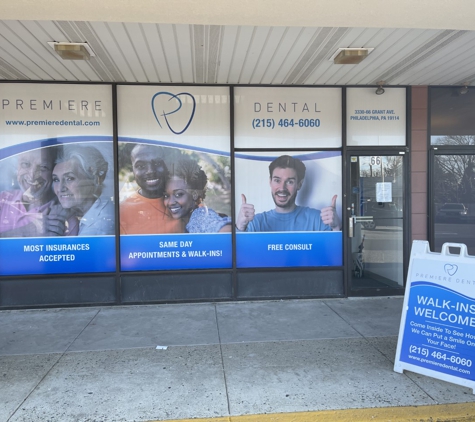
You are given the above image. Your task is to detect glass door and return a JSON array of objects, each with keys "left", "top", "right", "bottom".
[{"left": 347, "top": 154, "right": 406, "bottom": 295}]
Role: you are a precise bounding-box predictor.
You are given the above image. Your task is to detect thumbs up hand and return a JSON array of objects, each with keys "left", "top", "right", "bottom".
[
  {"left": 321, "top": 195, "right": 341, "bottom": 231},
  {"left": 236, "top": 194, "right": 255, "bottom": 231}
]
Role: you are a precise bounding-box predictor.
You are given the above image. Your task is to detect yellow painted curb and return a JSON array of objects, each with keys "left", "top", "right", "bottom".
[{"left": 155, "top": 402, "right": 475, "bottom": 422}]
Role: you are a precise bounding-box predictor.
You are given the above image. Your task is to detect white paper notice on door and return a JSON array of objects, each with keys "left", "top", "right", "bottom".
[{"left": 376, "top": 182, "right": 392, "bottom": 202}]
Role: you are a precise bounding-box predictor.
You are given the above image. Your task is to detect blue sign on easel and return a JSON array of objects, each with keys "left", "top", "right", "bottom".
[{"left": 394, "top": 241, "right": 475, "bottom": 393}]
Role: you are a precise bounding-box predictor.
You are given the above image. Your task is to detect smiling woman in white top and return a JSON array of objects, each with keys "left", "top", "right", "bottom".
[{"left": 52, "top": 144, "right": 114, "bottom": 236}]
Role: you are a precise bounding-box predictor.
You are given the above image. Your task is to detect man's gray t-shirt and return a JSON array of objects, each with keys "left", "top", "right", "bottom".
[{"left": 246, "top": 206, "right": 331, "bottom": 232}]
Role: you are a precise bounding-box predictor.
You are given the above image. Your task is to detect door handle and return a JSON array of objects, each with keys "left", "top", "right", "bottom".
[
  {"left": 354, "top": 216, "right": 374, "bottom": 222},
  {"left": 349, "top": 216, "right": 355, "bottom": 238}
]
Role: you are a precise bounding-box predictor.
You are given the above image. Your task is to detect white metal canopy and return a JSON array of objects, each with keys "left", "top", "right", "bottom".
[{"left": 1, "top": 0, "right": 475, "bottom": 86}]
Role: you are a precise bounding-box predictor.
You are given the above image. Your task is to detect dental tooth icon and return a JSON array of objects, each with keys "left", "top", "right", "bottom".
[
  {"left": 444, "top": 264, "right": 458, "bottom": 276},
  {"left": 151, "top": 92, "right": 196, "bottom": 135}
]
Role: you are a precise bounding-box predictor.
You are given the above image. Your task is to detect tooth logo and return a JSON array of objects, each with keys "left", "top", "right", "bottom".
[
  {"left": 444, "top": 264, "right": 458, "bottom": 276},
  {"left": 151, "top": 92, "right": 196, "bottom": 135}
]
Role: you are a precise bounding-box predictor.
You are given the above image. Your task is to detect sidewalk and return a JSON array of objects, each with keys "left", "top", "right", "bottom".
[{"left": 1, "top": 297, "right": 474, "bottom": 422}]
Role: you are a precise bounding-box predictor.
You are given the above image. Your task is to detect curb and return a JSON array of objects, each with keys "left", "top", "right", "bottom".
[{"left": 158, "top": 403, "right": 475, "bottom": 422}]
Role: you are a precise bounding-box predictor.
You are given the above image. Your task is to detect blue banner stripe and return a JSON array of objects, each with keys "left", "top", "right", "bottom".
[
  {"left": 0, "top": 237, "right": 116, "bottom": 276},
  {"left": 118, "top": 137, "right": 230, "bottom": 157},
  {"left": 120, "top": 233, "right": 232, "bottom": 271},
  {"left": 410, "top": 282, "right": 475, "bottom": 302},
  {"left": 234, "top": 151, "right": 341, "bottom": 161},
  {"left": 236, "top": 232, "right": 342, "bottom": 268},
  {"left": 0, "top": 136, "right": 113, "bottom": 160}
]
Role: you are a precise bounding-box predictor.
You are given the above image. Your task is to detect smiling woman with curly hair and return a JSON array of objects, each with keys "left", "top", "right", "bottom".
[{"left": 163, "top": 156, "right": 232, "bottom": 233}]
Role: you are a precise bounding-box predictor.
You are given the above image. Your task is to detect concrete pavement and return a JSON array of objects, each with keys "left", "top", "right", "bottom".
[{"left": 1, "top": 297, "right": 474, "bottom": 421}]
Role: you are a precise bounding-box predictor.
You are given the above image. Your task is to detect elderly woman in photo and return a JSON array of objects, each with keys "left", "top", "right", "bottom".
[
  {"left": 163, "top": 157, "right": 231, "bottom": 233},
  {"left": 52, "top": 145, "right": 114, "bottom": 236}
]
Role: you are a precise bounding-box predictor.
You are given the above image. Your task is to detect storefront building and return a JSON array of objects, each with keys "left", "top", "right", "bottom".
[{"left": 1, "top": 5, "right": 474, "bottom": 309}]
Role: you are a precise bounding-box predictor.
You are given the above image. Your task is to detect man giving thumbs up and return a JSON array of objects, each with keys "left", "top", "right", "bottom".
[{"left": 236, "top": 155, "right": 341, "bottom": 232}]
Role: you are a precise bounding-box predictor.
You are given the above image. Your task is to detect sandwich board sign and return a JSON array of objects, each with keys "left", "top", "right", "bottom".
[{"left": 394, "top": 241, "right": 475, "bottom": 392}]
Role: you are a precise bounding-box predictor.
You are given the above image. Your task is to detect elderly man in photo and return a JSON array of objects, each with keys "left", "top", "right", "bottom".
[
  {"left": 0, "top": 147, "right": 71, "bottom": 237},
  {"left": 119, "top": 143, "right": 184, "bottom": 234},
  {"left": 236, "top": 155, "right": 341, "bottom": 232}
]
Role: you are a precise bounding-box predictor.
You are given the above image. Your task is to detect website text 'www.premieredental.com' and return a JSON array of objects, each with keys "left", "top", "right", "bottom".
[
  {"left": 408, "top": 354, "right": 471, "bottom": 375},
  {"left": 5, "top": 119, "right": 101, "bottom": 127}
]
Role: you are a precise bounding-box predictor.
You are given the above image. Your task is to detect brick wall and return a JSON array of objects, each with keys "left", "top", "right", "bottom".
[{"left": 411, "top": 86, "right": 428, "bottom": 241}]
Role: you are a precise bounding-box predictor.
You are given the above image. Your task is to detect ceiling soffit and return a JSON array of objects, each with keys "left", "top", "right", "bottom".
[{"left": 1, "top": 20, "right": 474, "bottom": 86}]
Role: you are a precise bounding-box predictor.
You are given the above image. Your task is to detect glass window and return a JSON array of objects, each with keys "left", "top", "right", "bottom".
[
  {"left": 117, "top": 85, "right": 232, "bottom": 272},
  {"left": 430, "top": 87, "right": 475, "bottom": 254},
  {"left": 0, "top": 83, "right": 116, "bottom": 276},
  {"left": 235, "top": 150, "right": 343, "bottom": 268},
  {"left": 346, "top": 87, "right": 406, "bottom": 146},
  {"left": 433, "top": 154, "right": 475, "bottom": 255},
  {"left": 431, "top": 88, "right": 475, "bottom": 144}
]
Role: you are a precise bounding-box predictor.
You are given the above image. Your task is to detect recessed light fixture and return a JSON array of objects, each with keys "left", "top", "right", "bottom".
[
  {"left": 47, "top": 42, "right": 95, "bottom": 60},
  {"left": 330, "top": 48, "right": 374, "bottom": 65}
]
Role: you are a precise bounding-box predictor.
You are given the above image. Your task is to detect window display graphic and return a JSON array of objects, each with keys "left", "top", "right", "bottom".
[
  {"left": 234, "top": 87, "right": 342, "bottom": 149},
  {"left": 0, "top": 84, "right": 115, "bottom": 275},
  {"left": 117, "top": 85, "right": 231, "bottom": 271},
  {"left": 235, "top": 151, "right": 342, "bottom": 268},
  {"left": 346, "top": 87, "right": 406, "bottom": 146}
]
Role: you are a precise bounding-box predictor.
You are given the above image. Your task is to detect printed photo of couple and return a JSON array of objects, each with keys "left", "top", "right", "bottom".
[
  {"left": 118, "top": 142, "right": 232, "bottom": 235},
  {"left": 0, "top": 142, "right": 115, "bottom": 238}
]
